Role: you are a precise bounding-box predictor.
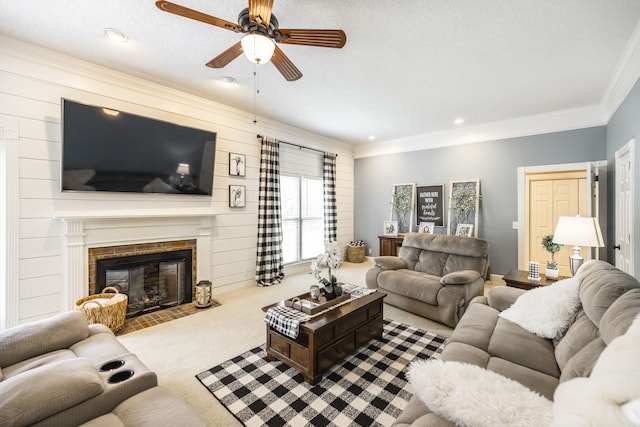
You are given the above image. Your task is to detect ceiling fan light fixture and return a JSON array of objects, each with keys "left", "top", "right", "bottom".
[{"left": 241, "top": 33, "right": 275, "bottom": 64}]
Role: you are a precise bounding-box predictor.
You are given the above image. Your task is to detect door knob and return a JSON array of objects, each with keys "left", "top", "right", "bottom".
[{"left": 613, "top": 244, "right": 621, "bottom": 250}]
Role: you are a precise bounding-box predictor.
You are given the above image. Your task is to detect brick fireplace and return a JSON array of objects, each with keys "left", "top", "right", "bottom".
[
  {"left": 57, "top": 213, "right": 213, "bottom": 311},
  {"left": 89, "top": 240, "right": 197, "bottom": 317}
]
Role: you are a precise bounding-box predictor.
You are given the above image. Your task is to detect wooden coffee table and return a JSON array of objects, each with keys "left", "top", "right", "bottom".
[
  {"left": 502, "top": 269, "right": 568, "bottom": 290},
  {"left": 261, "top": 291, "right": 386, "bottom": 385}
]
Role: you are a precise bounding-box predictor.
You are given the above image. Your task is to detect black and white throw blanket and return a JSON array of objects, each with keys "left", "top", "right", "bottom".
[{"left": 196, "top": 320, "right": 447, "bottom": 427}]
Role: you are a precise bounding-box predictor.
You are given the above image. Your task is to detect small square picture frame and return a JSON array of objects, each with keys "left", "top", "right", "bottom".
[
  {"left": 383, "top": 220, "right": 398, "bottom": 236},
  {"left": 229, "top": 185, "right": 246, "bottom": 208},
  {"left": 455, "top": 223, "right": 474, "bottom": 237},
  {"left": 419, "top": 221, "right": 436, "bottom": 234},
  {"left": 229, "top": 153, "right": 246, "bottom": 177}
]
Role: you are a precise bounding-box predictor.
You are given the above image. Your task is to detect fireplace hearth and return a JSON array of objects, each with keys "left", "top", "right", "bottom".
[{"left": 96, "top": 250, "right": 192, "bottom": 317}]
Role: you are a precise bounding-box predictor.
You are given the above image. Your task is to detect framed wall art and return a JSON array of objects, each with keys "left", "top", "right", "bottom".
[
  {"left": 455, "top": 224, "right": 474, "bottom": 237},
  {"left": 416, "top": 184, "right": 445, "bottom": 227},
  {"left": 389, "top": 183, "right": 416, "bottom": 234},
  {"left": 419, "top": 221, "right": 436, "bottom": 234},
  {"left": 229, "top": 153, "right": 246, "bottom": 177},
  {"left": 229, "top": 185, "right": 246, "bottom": 208},
  {"left": 383, "top": 220, "right": 398, "bottom": 236},
  {"left": 447, "top": 179, "right": 481, "bottom": 237}
]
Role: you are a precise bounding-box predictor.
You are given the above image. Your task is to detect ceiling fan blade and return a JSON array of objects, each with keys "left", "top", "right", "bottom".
[
  {"left": 277, "top": 29, "right": 346, "bottom": 48},
  {"left": 271, "top": 45, "right": 302, "bottom": 81},
  {"left": 155, "top": 1, "right": 243, "bottom": 32},
  {"left": 248, "top": 0, "right": 274, "bottom": 28},
  {"left": 206, "top": 42, "right": 243, "bottom": 68}
]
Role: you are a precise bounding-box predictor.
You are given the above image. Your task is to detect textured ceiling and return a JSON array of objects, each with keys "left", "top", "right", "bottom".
[{"left": 2, "top": 0, "right": 640, "bottom": 151}]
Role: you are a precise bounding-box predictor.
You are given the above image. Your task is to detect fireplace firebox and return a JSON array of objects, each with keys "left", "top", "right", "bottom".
[{"left": 96, "top": 250, "right": 192, "bottom": 317}]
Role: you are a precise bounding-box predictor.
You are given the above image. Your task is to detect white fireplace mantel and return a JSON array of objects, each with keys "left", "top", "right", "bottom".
[{"left": 56, "top": 212, "right": 215, "bottom": 310}]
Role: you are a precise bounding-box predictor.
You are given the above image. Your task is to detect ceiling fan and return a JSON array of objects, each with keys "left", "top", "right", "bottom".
[{"left": 155, "top": 0, "right": 347, "bottom": 81}]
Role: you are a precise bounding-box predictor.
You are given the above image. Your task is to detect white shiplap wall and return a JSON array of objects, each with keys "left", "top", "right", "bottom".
[{"left": 0, "top": 37, "right": 354, "bottom": 328}]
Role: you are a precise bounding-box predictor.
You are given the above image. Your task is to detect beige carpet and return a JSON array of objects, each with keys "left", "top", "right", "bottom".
[{"left": 117, "top": 259, "right": 503, "bottom": 426}]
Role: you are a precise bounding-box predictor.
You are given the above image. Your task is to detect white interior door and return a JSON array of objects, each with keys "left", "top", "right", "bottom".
[{"left": 615, "top": 139, "right": 634, "bottom": 275}]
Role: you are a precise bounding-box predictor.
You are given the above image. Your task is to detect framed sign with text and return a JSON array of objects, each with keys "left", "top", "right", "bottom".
[{"left": 416, "top": 184, "right": 445, "bottom": 227}]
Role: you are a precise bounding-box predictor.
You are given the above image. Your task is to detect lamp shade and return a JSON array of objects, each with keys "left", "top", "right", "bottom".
[
  {"left": 176, "top": 163, "right": 190, "bottom": 175},
  {"left": 241, "top": 33, "right": 275, "bottom": 64},
  {"left": 552, "top": 216, "right": 604, "bottom": 247}
]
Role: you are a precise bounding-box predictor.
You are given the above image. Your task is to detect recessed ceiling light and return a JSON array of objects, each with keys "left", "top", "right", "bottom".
[
  {"left": 368, "top": 135, "right": 375, "bottom": 140},
  {"left": 104, "top": 28, "right": 128, "bottom": 43},
  {"left": 217, "top": 76, "right": 237, "bottom": 84},
  {"left": 454, "top": 118, "right": 464, "bottom": 125}
]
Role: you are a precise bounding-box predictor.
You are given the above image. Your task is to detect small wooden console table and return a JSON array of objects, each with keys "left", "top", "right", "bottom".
[
  {"left": 262, "top": 291, "right": 386, "bottom": 385},
  {"left": 378, "top": 235, "right": 404, "bottom": 256}
]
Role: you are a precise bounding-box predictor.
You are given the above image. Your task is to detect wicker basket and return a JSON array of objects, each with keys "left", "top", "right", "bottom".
[
  {"left": 346, "top": 245, "right": 366, "bottom": 263},
  {"left": 75, "top": 287, "right": 128, "bottom": 332}
]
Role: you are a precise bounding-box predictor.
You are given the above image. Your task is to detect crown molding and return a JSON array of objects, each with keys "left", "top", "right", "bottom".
[
  {"left": 602, "top": 19, "right": 640, "bottom": 120},
  {"left": 353, "top": 105, "right": 608, "bottom": 159},
  {"left": 353, "top": 19, "right": 640, "bottom": 159}
]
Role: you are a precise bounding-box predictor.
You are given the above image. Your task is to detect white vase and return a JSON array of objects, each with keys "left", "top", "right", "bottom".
[{"left": 545, "top": 268, "right": 559, "bottom": 279}]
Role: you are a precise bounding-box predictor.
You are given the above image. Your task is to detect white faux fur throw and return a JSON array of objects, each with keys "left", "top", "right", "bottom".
[
  {"left": 407, "top": 359, "right": 553, "bottom": 427},
  {"left": 499, "top": 277, "right": 580, "bottom": 339},
  {"left": 551, "top": 313, "right": 640, "bottom": 426}
]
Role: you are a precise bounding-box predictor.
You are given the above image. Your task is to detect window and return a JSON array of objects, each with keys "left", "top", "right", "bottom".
[{"left": 280, "top": 145, "right": 324, "bottom": 264}]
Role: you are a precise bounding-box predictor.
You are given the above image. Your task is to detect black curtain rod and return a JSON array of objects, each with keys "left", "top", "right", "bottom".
[{"left": 256, "top": 135, "right": 337, "bottom": 157}]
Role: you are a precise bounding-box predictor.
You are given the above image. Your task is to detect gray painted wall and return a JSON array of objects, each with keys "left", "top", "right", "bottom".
[
  {"left": 606, "top": 77, "right": 640, "bottom": 273},
  {"left": 354, "top": 126, "right": 607, "bottom": 275}
]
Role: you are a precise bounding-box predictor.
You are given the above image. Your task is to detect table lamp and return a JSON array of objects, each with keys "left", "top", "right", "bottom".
[
  {"left": 552, "top": 216, "right": 604, "bottom": 275},
  {"left": 176, "top": 163, "right": 190, "bottom": 185}
]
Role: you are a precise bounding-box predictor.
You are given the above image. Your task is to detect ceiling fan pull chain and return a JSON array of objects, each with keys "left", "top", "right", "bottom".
[{"left": 253, "top": 63, "right": 259, "bottom": 124}]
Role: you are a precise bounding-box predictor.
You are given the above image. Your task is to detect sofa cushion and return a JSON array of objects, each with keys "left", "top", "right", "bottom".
[
  {"left": 378, "top": 270, "right": 442, "bottom": 305},
  {"left": 599, "top": 288, "right": 640, "bottom": 345},
  {"left": 0, "top": 358, "right": 103, "bottom": 427},
  {"left": 552, "top": 313, "right": 640, "bottom": 426},
  {"left": 486, "top": 357, "right": 559, "bottom": 400},
  {"left": 554, "top": 311, "right": 599, "bottom": 372},
  {"left": 499, "top": 277, "right": 581, "bottom": 339},
  {"left": 447, "top": 302, "right": 499, "bottom": 353},
  {"left": 398, "top": 233, "right": 489, "bottom": 277},
  {"left": 440, "top": 270, "right": 481, "bottom": 285},
  {"left": 407, "top": 359, "right": 553, "bottom": 427},
  {"left": 578, "top": 260, "right": 640, "bottom": 327},
  {"left": 559, "top": 337, "right": 606, "bottom": 383},
  {"left": 0, "top": 311, "right": 89, "bottom": 367},
  {"left": 488, "top": 318, "right": 560, "bottom": 378},
  {"left": 0, "top": 349, "right": 75, "bottom": 381}
]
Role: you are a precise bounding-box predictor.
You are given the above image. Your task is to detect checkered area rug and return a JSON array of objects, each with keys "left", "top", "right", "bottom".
[{"left": 196, "top": 320, "right": 446, "bottom": 426}]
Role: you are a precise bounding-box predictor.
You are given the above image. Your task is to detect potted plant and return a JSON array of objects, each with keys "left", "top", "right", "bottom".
[{"left": 541, "top": 235, "right": 563, "bottom": 279}]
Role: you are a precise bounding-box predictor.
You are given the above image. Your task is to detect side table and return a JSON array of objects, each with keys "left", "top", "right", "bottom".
[
  {"left": 378, "top": 235, "right": 404, "bottom": 256},
  {"left": 502, "top": 269, "right": 568, "bottom": 291}
]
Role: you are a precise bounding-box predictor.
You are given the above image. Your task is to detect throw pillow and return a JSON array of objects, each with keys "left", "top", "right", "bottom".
[
  {"left": 407, "top": 359, "right": 553, "bottom": 427},
  {"left": 499, "top": 277, "right": 580, "bottom": 339},
  {"left": 552, "top": 313, "right": 640, "bottom": 426}
]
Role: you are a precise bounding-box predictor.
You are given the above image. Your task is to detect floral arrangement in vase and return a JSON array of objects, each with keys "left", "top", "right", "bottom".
[{"left": 311, "top": 241, "right": 343, "bottom": 300}]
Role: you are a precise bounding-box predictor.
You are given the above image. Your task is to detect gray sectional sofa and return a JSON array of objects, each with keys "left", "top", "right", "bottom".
[
  {"left": 0, "top": 310, "right": 206, "bottom": 427},
  {"left": 366, "top": 233, "right": 490, "bottom": 327},
  {"left": 395, "top": 260, "right": 640, "bottom": 426}
]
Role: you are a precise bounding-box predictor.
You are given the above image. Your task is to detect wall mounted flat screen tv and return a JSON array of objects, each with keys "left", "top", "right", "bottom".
[{"left": 61, "top": 99, "right": 216, "bottom": 195}]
